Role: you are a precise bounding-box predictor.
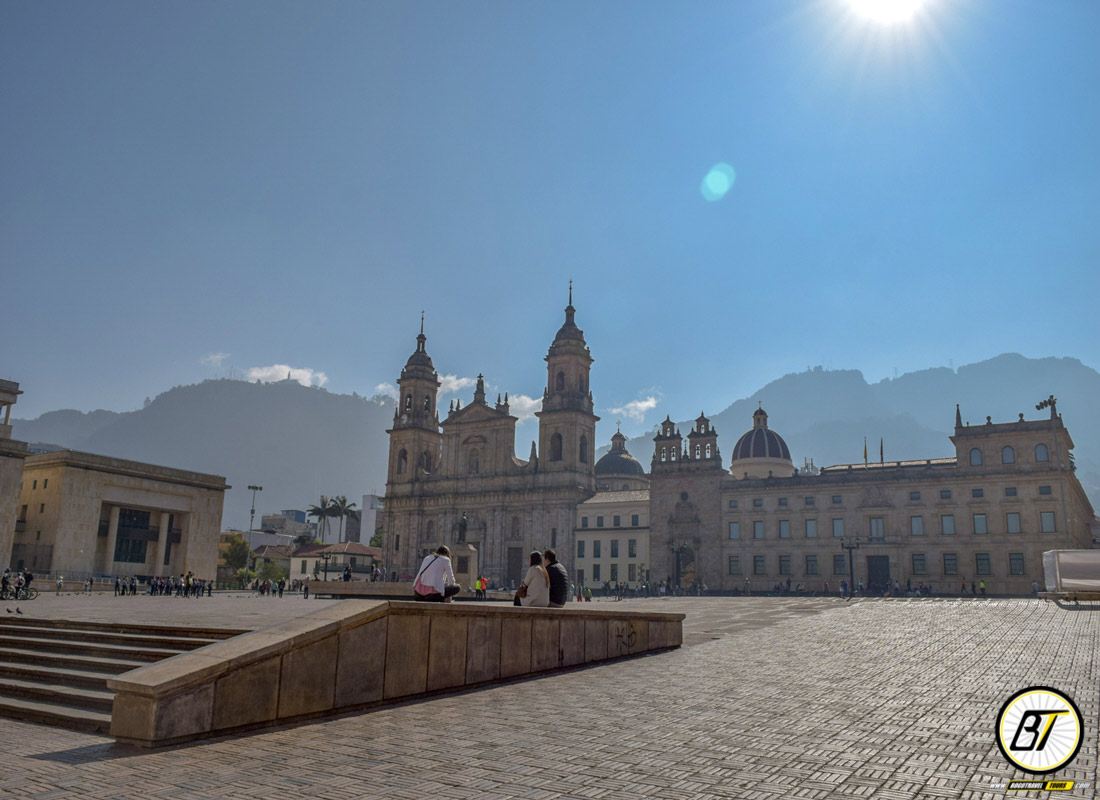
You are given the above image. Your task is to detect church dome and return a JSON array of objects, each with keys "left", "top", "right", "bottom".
[
  {"left": 595, "top": 431, "right": 645, "bottom": 476},
  {"left": 731, "top": 407, "right": 791, "bottom": 462}
]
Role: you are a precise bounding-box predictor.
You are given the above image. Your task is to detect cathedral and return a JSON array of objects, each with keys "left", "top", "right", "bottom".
[{"left": 383, "top": 290, "right": 598, "bottom": 587}]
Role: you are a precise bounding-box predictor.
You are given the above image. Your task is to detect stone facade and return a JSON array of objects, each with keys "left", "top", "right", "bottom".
[
  {"left": 649, "top": 404, "right": 1095, "bottom": 596},
  {"left": 383, "top": 295, "right": 597, "bottom": 587},
  {"left": 13, "top": 450, "right": 228, "bottom": 580},
  {"left": 0, "top": 380, "right": 29, "bottom": 570},
  {"left": 574, "top": 490, "right": 650, "bottom": 589}
]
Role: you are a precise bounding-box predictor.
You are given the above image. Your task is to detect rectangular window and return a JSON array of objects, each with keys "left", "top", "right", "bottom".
[
  {"left": 832, "top": 518, "right": 844, "bottom": 538},
  {"left": 778, "top": 497, "right": 788, "bottom": 507},
  {"left": 728, "top": 522, "right": 740, "bottom": 540},
  {"left": 39, "top": 503, "right": 44, "bottom": 513},
  {"left": 805, "top": 497, "right": 815, "bottom": 506},
  {"left": 910, "top": 516, "right": 924, "bottom": 536},
  {"left": 301, "top": 560, "right": 307, "bottom": 573},
  {"left": 779, "top": 555, "right": 791, "bottom": 575},
  {"left": 833, "top": 554, "right": 846, "bottom": 575},
  {"left": 551, "top": 528, "right": 557, "bottom": 547},
  {"left": 973, "top": 514, "right": 987, "bottom": 535},
  {"left": 596, "top": 516, "right": 604, "bottom": 528},
  {"left": 753, "top": 520, "right": 764, "bottom": 539},
  {"left": 1041, "top": 511, "right": 1056, "bottom": 533},
  {"left": 1006, "top": 513, "right": 1021, "bottom": 534},
  {"left": 754, "top": 555, "right": 766, "bottom": 575},
  {"left": 975, "top": 553, "right": 991, "bottom": 576},
  {"left": 32, "top": 480, "right": 37, "bottom": 490},
  {"left": 628, "top": 564, "right": 637, "bottom": 582},
  {"left": 577, "top": 540, "right": 585, "bottom": 558},
  {"left": 593, "top": 540, "right": 601, "bottom": 558},
  {"left": 395, "top": 534, "right": 400, "bottom": 552},
  {"left": 753, "top": 498, "right": 763, "bottom": 508},
  {"left": 613, "top": 515, "right": 621, "bottom": 527},
  {"left": 943, "top": 553, "right": 958, "bottom": 575},
  {"left": 1039, "top": 485, "right": 1052, "bottom": 496},
  {"left": 114, "top": 537, "right": 148, "bottom": 564},
  {"left": 729, "top": 500, "right": 739, "bottom": 509},
  {"left": 805, "top": 519, "right": 817, "bottom": 538},
  {"left": 805, "top": 554, "right": 818, "bottom": 575},
  {"left": 592, "top": 564, "right": 600, "bottom": 581},
  {"left": 941, "top": 514, "right": 955, "bottom": 535},
  {"left": 581, "top": 517, "right": 588, "bottom": 529},
  {"left": 832, "top": 495, "right": 842, "bottom": 504},
  {"left": 869, "top": 517, "right": 884, "bottom": 539},
  {"left": 610, "top": 564, "right": 618, "bottom": 582},
  {"left": 631, "top": 514, "right": 639, "bottom": 527},
  {"left": 779, "top": 520, "right": 790, "bottom": 538},
  {"left": 912, "top": 553, "right": 926, "bottom": 575},
  {"left": 1004, "top": 487, "right": 1017, "bottom": 497},
  {"left": 1010, "top": 553, "right": 1025, "bottom": 575},
  {"left": 628, "top": 539, "right": 636, "bottom": 558},
  {"left": 610, "top": 540, "right": 619, "bottom": 558},
  {"left": 909, "top": 491, "right": 920, "bottom": 501},
  {"left": 728, "top": 556, "right": 740, "bottom": 575},
  {"left": 577, "top": 569, "right": 584, "bottom": 586},
  {"left": 972, "top": 488, "right": 984, "bottom": 498},
  {"left": 43, "top": 479, "right": 47, "bottom": 489},
  {"left": 940, "top": 490, "right": 952, "bottom": 500}
]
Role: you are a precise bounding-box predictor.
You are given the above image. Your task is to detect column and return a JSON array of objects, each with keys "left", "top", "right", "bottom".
[
  {"left": 155, "top": 512, "right": 170, "bottom": 577},
  {"left": 103, "top": 506, "right": 120, "bottom": 576}
]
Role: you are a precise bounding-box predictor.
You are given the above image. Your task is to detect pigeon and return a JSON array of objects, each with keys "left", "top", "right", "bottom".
[
  {"left": 15, "top": 608, "right": 22, "bottom": 615},
  {"left": 4, "top": 609, "right": 9, "bottom": 614}
]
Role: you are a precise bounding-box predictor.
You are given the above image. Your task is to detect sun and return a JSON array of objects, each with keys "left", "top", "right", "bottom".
[{"left": 845, "top": 0, "right": 928, "bottom": 24}]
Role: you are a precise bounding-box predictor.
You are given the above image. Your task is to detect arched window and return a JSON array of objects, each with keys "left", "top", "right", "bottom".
[
  {"left": 1001, "top": 446, "right": 1015, "bottom": 464},
  {"left": 418, "top": 451, "right": 431, "bottom": 472},
  {"left": 404, "top": 394, "right": 412, "bottom": 412},
  {"left": 694, "top": 444, "right": 701, "bottom": 459},
  {"left": 551, "top": 434, "right": 563, "bottom": 461},
  {"left": 579, "top": 436, "right": 588, "bottom": 463},
  {"left": 670, "top": 449, "right": 676, "bottom": 461},
  {"left": 969, "top": 448, "right": 983, "bottom": 466},
  {"left": 397, "top": 449, "right": 408, "bottom": 474},
  {"left": 468, "top": 449, "right": 479, "bottom": 474},
  {"left": 1035, "top": 443, "right": 1049, "bottom": 462},
  {"left": 660, "top": 447, "right": 667, "bottom": 462},
  {"left": 555, "top": 371, "right": 565, "bottom": 392},
  {"left": 705, "top": 443, "right": 712, "bottom": 458},
  {"left": 424, "top": 395, "right": 431, "bottom": 412}
]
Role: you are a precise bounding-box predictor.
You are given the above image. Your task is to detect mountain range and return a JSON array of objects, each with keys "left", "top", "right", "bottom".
[{"left": 12, "top": 354, "right": 1100, "bottom": 528}]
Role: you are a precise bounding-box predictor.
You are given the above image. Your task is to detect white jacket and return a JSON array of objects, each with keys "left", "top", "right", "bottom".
[{"left": 416, "top": 554, "right": 456, "bottom": 595}]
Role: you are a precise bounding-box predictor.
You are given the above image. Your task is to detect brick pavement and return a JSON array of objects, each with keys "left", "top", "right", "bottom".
[{"left": 0, "top": 596, "right": 1096, "bottom": 799}]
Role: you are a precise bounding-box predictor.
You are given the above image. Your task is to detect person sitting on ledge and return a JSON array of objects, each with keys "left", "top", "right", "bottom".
[
  {"left": 413, "top": 545, "right": 461, "bottom": 602},
  {"left": 514, "top": 551, "right": 550, "bottom": 608}
]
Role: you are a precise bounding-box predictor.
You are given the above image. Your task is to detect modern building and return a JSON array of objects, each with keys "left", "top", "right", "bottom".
[
  {"left": 14, "top": 450, "right": 229, "bottom": 580},
  {"left": 648, "top": 404, "right": 1095, "bottom": 595},
  {"left": 383, "top": 292, "right": 597, "bottom": 587}
]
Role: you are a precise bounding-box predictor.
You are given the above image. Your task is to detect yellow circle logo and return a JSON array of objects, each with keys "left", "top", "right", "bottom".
[{"left": 996, "top": 687, "right": 1083, "bottom": 774}]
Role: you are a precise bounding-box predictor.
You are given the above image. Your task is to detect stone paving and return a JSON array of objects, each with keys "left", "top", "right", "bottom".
[{"left": 0, "top": 594, "right": 1097, "bottom": 799}]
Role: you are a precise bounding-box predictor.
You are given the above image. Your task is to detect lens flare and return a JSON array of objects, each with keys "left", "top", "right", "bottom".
[
  {"left": 845, "top": 0, "right": 927, "bottom": 24},
  {"left": 701, "top": 162, "right": 736, "bottom": 202}
]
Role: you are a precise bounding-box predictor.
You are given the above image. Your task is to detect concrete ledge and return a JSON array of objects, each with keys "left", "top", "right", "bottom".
[
  {"left": 310, "top": 581, "right": 512, "bottom": 602},
  {"left": 107, "top": 600, "right": 683, "bottom": 747}
]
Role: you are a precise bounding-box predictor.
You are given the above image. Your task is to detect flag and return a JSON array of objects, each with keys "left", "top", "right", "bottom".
[{"left": 863, "top": 437, "right": 867, "bottom": 465}]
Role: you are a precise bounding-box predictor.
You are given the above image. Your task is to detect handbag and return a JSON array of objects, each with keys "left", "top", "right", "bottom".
[
  {"left": 413, "top": 556, "right": 439, "bottom": 597},
  {"left": 516, "top": 584, "right": 528, "bottom": 599}
]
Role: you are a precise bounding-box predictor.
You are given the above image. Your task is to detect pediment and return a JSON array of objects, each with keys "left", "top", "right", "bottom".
[{"left": 445, "top": 402, "right": 511, "bottom": 425}]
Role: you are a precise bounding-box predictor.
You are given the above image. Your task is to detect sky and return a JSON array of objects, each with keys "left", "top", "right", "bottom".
[{"left": 3, "top": 0, "right": 1099, "bottom": 451}]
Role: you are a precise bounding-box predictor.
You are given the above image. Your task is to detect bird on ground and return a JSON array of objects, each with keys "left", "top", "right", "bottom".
[
  {"left": 15, "top": 608, "right": 22, "bottom": 614},
  {"left": 4, "top": 609, "right": 10, "bottom": 614}
]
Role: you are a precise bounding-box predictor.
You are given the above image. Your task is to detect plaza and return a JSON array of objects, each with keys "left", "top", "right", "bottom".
[{"left": 0, "top": 593, "right": 1096, "bottom": 799}]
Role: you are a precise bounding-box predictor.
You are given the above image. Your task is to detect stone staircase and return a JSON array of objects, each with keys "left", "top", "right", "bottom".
[{"left": 0, "top": 617, "right": 247, "bottom": 734}]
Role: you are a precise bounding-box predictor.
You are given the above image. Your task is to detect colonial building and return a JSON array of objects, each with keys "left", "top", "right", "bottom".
[
  {"left": 0, "top": 380, "right": 29, "bottom": 568},
  {"left": 383, "top": 292, "right": 598, "bottom": 587},
  {"left": 649, "top": 403, "right": 1095, "bottom": 595}
]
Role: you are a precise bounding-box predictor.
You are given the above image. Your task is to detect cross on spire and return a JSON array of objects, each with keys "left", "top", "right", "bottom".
[
  {"left": 420, "top": 310, "right": 424, "bottom": 335},
  {"left": 568, "top": 278, "right": 572, "bottom": 306}
]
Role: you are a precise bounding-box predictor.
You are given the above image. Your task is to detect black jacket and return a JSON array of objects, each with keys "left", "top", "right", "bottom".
[{"left": 546, "top": 560, "right": 569, "bottom": 606}]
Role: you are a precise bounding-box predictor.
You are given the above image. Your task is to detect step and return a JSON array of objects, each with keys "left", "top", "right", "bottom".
[
  {"left": 0, "top": 633, "right": 190, "bottom": 663},
  {"left": 0, "top": 622, "right": 220, "bottom": 651},
  {"left": 0, "top": 661, "right": 113, "bottom": 691},
  {"left": 0, "top": 677, "right": 114, "bottom": 712},
  {"left": 0, "top": 694, "right": 111, "bottom": 734},
  {"left": 0, "top": 616, "right": 248, "bottom": 641},
  {"left": 0, "top": 646, "right": 147, "bottom": 674}
]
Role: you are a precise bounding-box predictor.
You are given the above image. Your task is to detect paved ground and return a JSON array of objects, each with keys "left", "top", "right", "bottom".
[{"left": 1, "top": 594, "right": 1097, "bottom": 799}]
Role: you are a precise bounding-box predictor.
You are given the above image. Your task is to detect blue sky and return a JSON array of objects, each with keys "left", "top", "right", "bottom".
[{"left": 3, "top": 0, "right": 1098, "bottom": 450}]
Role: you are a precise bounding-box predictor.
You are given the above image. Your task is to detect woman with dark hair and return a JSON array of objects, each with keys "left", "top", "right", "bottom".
[
  {"left": 515, "top": 550, "right": 550, "bottom": 608},
  {"left": 413, "top": 545, "right": 460, "bottom": 602}
]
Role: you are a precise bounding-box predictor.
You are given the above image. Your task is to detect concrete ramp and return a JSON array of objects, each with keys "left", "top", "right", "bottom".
[{"left": 107, "top": 600, "right": 683, "bottom": 747}]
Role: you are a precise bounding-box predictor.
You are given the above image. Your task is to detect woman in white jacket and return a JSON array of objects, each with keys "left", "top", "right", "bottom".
[
  {"left": 413, "top": 545, "right": 460, "bottom": 602},
  {"left": 518, "top": 551, "right": 550, "bottom": 608}
]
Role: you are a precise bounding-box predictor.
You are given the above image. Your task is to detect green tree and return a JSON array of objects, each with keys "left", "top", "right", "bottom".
[
  {"left": 256, "top": 560, "right": 287, "bottom": 584},
  {"left": 235, "top": 566, "right": 255, "bottom": 589},
  {"left": 330, "top": 495, "right": 359, "bottom": 543},
  {"left": 294, "top": 532, "right": 316, "bottom": 548},
  {"left": 307, "top": 496, "right": 332, "bottom": 543},
  {"left": 369, "top": 526, "right": 383, "bottom": 548},
  {"left": 223, "top": 533, "right": 250, "bottom": 572}
]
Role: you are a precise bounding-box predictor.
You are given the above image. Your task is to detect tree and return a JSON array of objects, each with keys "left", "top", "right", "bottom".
[
  {"left": 293, "top": 532, "right": 316, "bottom": 548},
  {"left": 307, "top": 496, "right": 332, "bottom": 543},
  {"left": 223, "top": 533, "right": 250, "bottom": 572},
  {"left": 256, "top": 560, "right": 287, "bottom": 584},
  {"left": 330, "top": 496, "right": 359, "bottom": 543},
  {"left": 235, "top": 566, "right": 255, "bottom": 589},
  {"left": 369, "top": 526, "right": 383, "bottom": 548}
]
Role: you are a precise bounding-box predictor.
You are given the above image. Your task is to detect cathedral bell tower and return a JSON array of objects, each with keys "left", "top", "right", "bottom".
[
  {"left": 386, "top": 316, "right": 442, "bottom": 489},
  {"left": 536, "top": 284, "right": 598, "bottom": 488}
]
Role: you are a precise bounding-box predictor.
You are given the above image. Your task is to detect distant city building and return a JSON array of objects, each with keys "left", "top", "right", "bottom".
[
  {"left": 360, "top": 494, "right": 384, "bottom": 543},
  {"left": 575, "top": 489, "right": 650, "bottom": 590},
  {"left": 260, "top": 511, "right": 315, "bottom": 541},
  {"left": 14, "top": 449, "right": 228, "bottom": 580}
]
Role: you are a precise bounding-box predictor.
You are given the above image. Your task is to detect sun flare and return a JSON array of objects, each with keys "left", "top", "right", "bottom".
[{"left": 845, "top": 0, "right": 928, "bottom": 24}]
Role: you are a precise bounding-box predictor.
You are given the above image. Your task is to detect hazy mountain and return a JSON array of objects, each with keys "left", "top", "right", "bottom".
[
  {"left": 13, "top": 379, "right": 395, "bottom": 531},
  {"left": 13, "top": 355, "right": 1100, "bottom": 529}
]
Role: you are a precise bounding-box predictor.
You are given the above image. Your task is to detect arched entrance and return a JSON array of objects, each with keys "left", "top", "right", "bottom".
[{"left": 674, "top": 544, "right": 696, "bottom": 591}]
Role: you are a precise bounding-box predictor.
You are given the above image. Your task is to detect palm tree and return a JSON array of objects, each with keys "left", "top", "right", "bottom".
[
  {"left": 330, "top": 496, "right": 360, "bottom": 543},
  {"left": 307, "top": 496, "right": 331, "bottom": 543}
]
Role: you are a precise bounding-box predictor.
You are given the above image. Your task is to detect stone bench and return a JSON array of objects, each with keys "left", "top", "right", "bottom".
[
  {"left": 309, "top": 580, "right": 513, "bottom": 601},
  {"left": 107, "top": 600, "right": 683, "bottom": 747}
]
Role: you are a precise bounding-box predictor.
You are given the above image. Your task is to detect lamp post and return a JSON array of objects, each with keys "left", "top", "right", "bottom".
[
  {"left": 841, "top": 536, "right": 860, "bottom": 597},
  {"left": 320, "top": 552, "right": 332, "bottom": 582},
  {"left": 247, "top": 485, "right": 263, "bottom": 553},
  {"left": 1036, "top": 396, "right": 1071, "bottom": 540}
]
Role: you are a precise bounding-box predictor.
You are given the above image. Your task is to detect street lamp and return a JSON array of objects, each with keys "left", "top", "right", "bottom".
[
  {"left": 840, "top": 536, "right": 860, "bottom": 597},
  {"left": 1036, "top": 396, "right": 1071, "bottom": 540},
  {"left": 247, "top": 485, "right": 263, "bottom": 553},
  {"left": 320, "top": 552, "right": 332, "bottom": 582}
]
